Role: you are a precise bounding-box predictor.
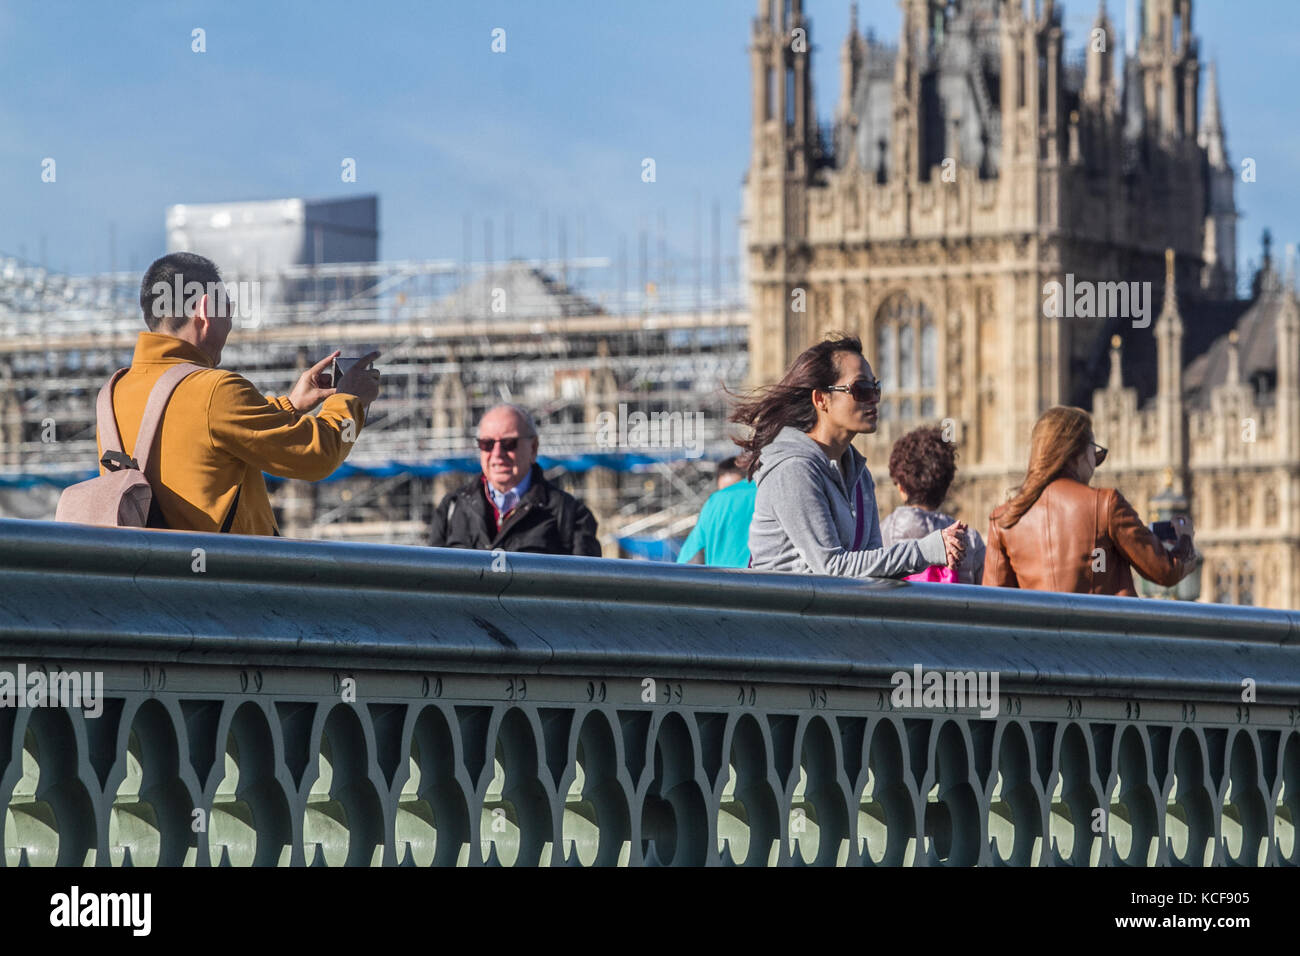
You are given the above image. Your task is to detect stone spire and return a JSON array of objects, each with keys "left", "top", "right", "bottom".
[
  {"left": 1158, "top": 247, "right": 1183, "bottom": 330},
  {"left": 1225, "top": 329, "right": 1240, "bottom": 386},
  {"left": 1198, "top": 58, "right": 1236, "bottom": 296},
  {"left": 1121, "top": 42, "right": 1146, "bottom": 146},
  {"left": 1198, "top": 59, "right": 1226, "bottom": 168},
  {"left": 747, "top": 0, "right": 814, "bottom": 238},
  {"left": 893, "top": 0, "right": 920, "bottom": 181},
  {"left": 1278, "top": 268, "right": 1300, "bottom": 461},
  {"left": 838, "top": 2, "right": 864, "bottom": 125},
  {"left": 1083, "top": 1, "right": 1116, "bottom": 109},
  {"left": 1136, "top": 0, "right": 1200, "bottom": 141},
  {"left": 1042, "top": 0, "right": 1065, "bottom": 164},
  {"left": 1156, "top": 248, "right": 1186, "bottom": 487},
  {"left": 1108, "top": 333, "right": 1124, "bottom": 389},
  {"left": 1254, "top": 229, "right": 1278, "bottom": 297}
]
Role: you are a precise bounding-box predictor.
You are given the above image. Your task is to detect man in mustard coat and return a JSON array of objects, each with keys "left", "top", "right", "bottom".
[{"left": 98, "top": 252, "right": 381, "bottom": 535}]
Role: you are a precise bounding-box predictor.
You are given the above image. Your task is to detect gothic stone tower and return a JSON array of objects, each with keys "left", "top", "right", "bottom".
[{"left": 743, "top": 0, "right": 1241, "bottom": 583}]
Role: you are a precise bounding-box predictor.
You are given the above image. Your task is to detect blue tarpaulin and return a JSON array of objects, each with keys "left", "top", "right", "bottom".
[
  {"left": 617, "top": 536, "right": 684, "bottom": 562},
  {"left": 2, "top": 451, "right": 706, "bottom": 490}
]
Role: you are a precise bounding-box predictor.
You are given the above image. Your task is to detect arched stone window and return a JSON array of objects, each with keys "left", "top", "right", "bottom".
[
  {"left": 1213, "top": 562, "right": 1234, "bottom": 605},
  {"left": 874, "top": 293, "right": 937, "bottom": 422},
  {"left": 1238, "top": 561, "right": 1255, "bottom": 607},
  {"left": 1237, "top": 489, "right": 1252, "bottom": 527},
  {"left": 876, "top": 325, "right": 895, "bottom": 418},
  {"left": 920, "top": 323, "right": 937, "bottom": 418},
  {"left": 899, "top": 325, "right": 915, "bottom": 390}
]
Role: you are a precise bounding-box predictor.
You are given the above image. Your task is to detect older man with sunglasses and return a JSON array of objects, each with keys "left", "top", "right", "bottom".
[{"left": 429, "top": 404, "right": 603, "bottom": 556}]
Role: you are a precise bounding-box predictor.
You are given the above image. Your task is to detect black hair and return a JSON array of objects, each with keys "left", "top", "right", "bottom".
[
  {"left": 716, "top": 456, "right": 745, "bottom": 481},
  {"left": 139, "top": 252, "right": 225, "bottom": 331},
  {"left": 730, "top": 332, "right": 864, "bottom": 480}
]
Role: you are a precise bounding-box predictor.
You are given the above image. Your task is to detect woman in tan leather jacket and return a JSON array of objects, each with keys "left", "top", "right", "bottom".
[{"left": 983, "top": 406, "right": 1196, "bottom": 596}]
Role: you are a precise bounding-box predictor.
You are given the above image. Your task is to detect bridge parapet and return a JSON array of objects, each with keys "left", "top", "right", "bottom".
[{"left": 1, "top": 519, "right": 1296, "bottom": 866}]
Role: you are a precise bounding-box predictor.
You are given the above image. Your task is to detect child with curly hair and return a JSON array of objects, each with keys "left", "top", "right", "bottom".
[{"left": 881, "top": 425, "right": 985, "bottom": 584}]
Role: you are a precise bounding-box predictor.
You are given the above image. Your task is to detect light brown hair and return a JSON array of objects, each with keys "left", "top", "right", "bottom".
[{"left": 996, "top": 405, "right": 1093, "bottom": 529}]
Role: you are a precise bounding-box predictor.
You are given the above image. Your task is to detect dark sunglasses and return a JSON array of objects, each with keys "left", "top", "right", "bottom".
[
  {"left": 823, "top": 379, "right": 883, "bottom": 403},
  {"left": 1092, "top": 442, "right": 1108, "bottom": 466},
  {"left": 477, "top": 437, "right": 522, "bottom": 453}
]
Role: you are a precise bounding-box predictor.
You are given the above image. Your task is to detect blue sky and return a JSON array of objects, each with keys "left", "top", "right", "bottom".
[{"left": 2, "top": 0, "right": 1296, "bottom": 287}]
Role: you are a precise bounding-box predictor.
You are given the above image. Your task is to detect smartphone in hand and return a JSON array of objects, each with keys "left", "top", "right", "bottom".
[
  {"left": 323, "top": 356, "right": 362, "bottom": 389},
  {"left": 1150, "top": 520, "right": 1177, "bottom": 542}
]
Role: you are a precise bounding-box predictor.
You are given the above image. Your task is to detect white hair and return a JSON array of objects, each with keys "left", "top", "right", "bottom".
[{"left": 479, "top": 404, "right": 538, "bottom": 438}]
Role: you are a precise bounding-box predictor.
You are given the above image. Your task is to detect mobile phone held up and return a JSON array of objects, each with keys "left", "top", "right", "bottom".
[
  {"left": 1149, "top": 520, "right": 1176, "bottom": 542},
  {"left": 323, "top": 356, "right": 362, "bottom": 389}
]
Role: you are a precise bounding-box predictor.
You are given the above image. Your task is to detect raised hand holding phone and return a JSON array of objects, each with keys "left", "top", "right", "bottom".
[
  {"left": 288, "top": 350, "right": 341, "bottom": 414},
  {"left": 333, "top": 351, "right": 382, "bottom": 407}
]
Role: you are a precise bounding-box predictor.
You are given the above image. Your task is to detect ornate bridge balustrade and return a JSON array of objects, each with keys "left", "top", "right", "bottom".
[{"left": 0, "top": 519, "right": 1297, "bottom": 866}]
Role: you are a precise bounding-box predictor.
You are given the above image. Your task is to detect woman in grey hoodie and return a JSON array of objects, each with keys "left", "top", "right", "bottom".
[{"left": 733, "top": 333, "right": 966, "bottom": 578}]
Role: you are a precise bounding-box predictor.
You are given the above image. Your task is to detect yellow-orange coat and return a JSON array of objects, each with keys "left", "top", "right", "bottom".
[{"left": 97, "top": 333, "right": 365, "bottom": 535}]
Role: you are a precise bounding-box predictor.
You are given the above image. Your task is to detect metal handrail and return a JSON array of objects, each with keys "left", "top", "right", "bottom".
[{"left": 1, "top": 519, "right": 1297, "bottom": 867}]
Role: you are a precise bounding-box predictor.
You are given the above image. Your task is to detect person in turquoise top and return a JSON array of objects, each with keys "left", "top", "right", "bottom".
[{"left": 677, "top": 458, "right": 756, "bottom": 568}]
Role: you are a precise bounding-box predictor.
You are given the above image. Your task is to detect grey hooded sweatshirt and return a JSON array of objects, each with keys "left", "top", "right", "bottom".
[{"left": 748, "top": 426, "right": 947, "bottom": 578}]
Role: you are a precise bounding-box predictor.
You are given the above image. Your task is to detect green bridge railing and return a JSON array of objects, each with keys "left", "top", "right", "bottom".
[{"left": 0, "top": 518, "right": 1297, "bottom": 866}]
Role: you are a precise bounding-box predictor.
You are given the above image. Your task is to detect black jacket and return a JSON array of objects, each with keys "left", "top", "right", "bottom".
[{"left": 429, "top": 464, "right": 602, "bottom": 556}]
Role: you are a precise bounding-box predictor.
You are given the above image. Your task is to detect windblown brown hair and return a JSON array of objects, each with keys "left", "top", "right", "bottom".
[
  {"left": 729, "top": 333, "right": 864, "bottom": 481},
  {"left": 996, "top": 405, "right": 1093, "bottom": 529}
]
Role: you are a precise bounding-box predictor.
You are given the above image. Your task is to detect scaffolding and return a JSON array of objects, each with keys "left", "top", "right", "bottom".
[{"left": 0, "top": 253, "right": 748, "bottom": 553}]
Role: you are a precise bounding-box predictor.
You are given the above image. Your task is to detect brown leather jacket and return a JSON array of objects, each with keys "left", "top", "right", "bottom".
[{"left": 983, "top": 477, "right": 1193, "bottom": 596}]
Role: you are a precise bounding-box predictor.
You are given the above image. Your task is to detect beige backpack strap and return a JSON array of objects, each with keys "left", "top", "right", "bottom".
[
  {"left": 96, "top": 369, "right": 131, "bottom": 455},
  {"left": 132, "top": 363, "right": 206, "bottom": 472}
]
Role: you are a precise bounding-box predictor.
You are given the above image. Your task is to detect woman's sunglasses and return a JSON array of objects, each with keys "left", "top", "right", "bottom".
[
  {"left": 477, "top": 437, "right": 521, "bottom": 453},
  {"left": 822, "top": 379, "right": 883, "bottom": 403},
  {"left": 1092, "top": 442, "right": 1108, "bottom": 466}
]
